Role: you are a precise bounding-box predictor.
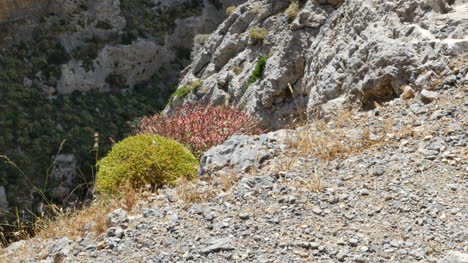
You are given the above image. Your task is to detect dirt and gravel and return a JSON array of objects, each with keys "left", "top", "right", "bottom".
[{"left": 2, "top": 63, "right": 466, "bottom": 263}]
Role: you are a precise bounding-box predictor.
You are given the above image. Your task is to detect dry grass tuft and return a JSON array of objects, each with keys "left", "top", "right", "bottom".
[
  {"left": 226, "top": 6, "right": 236, "bottom": 15},
  {"left": 176, "top": 170, "right": 240, "bottom": 203},
  {"left": 305, "top": 165, "right": 324, "bottom": 193},
  {"left": 287, "top": 109, "right": 387, "bottom": 160},
  {"left": 252, "top": 5, "right": 262, "bottom": 14},
  {"left": 34, "top": 184, "right": 145, "bottom": 240},
  {"left": 285, "top": 0, "right": 299, "bottom": 21},
  {"left": 248, "top": 27, "right": 269, "bottom": 40}
]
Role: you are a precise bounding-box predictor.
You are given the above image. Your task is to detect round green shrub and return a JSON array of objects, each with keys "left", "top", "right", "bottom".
[{"left": 95, "top": 135, "right": 199, "bottom": 194}]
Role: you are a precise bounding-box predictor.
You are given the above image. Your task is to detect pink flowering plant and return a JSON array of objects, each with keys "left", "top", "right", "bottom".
[{"left": 135, "top": 104, "right": 263, "bottom": 156}]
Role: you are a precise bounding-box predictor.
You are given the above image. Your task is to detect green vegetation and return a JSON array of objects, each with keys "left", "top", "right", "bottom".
[
  {"left": 0, "top": 46, "right": 172, "bottom": 197},
  {"left": 243, "top": 56, "right": 269, "bottom": 92},
  {"left": 0, "top": 0, "right": 189, "bottom": 195},
  {"left": 168, "top": 80, "right": 202, "bottom": 105},
  {"left": 285, "top": 0, "right": 300, "bottom": 22},
  {"left": 95, "top": 135, "right": 198, "bottom": 194},
  {"left": 248, "top": 27, "right": 269, "bottom": 41}
]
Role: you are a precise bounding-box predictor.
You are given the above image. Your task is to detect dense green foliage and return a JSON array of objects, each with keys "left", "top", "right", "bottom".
[
  {"left": 0, "top": 49, "right": 171, "bottom": 197},
  {"left": 0, "top": 2, "right": 185, "bottom": 197},
  {"left": 95, "top": 135, "right": 199, "bottom": 194},
  {"left": 243, "top": 56, "right": 269, "bottom": 92}
]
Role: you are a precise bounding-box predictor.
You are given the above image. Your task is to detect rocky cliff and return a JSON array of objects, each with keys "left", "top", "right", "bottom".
[
  {"left": 0, "top": 0, "right": 467, "bottom": 261},
  {"left": 168, "top": 0, "right": 467, "bottom": 129}
]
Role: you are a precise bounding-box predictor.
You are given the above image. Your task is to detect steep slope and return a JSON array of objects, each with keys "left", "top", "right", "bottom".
[
  {"left": 0, "top": 0, "right": 246, "bottom": 227},
  {"left": 167, "top": 0, "right": 467, "bottom": 129},
  {"left": 3, "top": 66, "right": 467, "bottom": 262}
]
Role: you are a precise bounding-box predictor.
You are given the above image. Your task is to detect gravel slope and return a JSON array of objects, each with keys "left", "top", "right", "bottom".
[{"left": 2, "top": 63, "right": 467, "bottom": 263}]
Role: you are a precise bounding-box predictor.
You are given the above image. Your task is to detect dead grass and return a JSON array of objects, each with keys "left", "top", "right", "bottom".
[
  {"left": 176, "top": 170, "right": 240, "bottom": 203},
  {"left": 226, "top": 6, "right": 236, "bottom": 15},
  {"left": 285, "top": 0, "right": 299, "bottom": 21},
  {"left": 305, "top": 165, "right": 324, "bottom": 193},
  {"left": 32, "top": 182, "right": 146, "bottom": 240},
  {"left": 287, "top": 109, "right": 391, "bottom": 160},
  {"left": 252, "top": 5, "right": 262, "bottom": 14}
]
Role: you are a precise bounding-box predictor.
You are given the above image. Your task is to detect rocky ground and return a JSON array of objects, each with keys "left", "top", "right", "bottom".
[{"left": 2, "top": 63, "right": 466, "bottom": 263}]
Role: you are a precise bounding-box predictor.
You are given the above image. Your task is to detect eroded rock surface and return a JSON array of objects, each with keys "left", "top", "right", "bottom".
[{"left": 169, "top": 0, "right": 468, "bottom": 129}]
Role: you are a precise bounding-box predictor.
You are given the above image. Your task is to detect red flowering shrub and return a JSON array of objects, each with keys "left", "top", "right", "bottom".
[{"left": 135, "top": 104, "right": 263, "bottom": 156}]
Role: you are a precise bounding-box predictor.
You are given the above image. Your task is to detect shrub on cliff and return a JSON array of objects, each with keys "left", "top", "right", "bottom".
[
  {"left": 248, "top": 27, "right": 269, "bottom": 41},
  {"left": 135, "top": 104, "right": 263, "bottom": 156},
  {"left": 95, "top": 135, "right": 199, "bottom": 194},
  {"left": 226, "top": 6, "right": 236, "bottom": 15}
]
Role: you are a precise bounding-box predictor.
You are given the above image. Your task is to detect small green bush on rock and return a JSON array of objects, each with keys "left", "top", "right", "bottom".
[
  {"left": 226, "top": 6, "right": 236, "bottom": 15},
  {"left": 243, "top": 56, "right": 269, "bottom": 92},
  {"left": 95, "top": 135, "right": 199, "bottom": 194},
  {"left": 248, "top": 27, "right": 269, "bottom": 41},
  {"left": 168, "top": 80, "right": 202, "bottom": 105}
]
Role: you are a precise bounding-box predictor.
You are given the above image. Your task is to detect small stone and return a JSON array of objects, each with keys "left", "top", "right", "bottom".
[
  {"left": 410, "top": 248, "right": 425, "bottom": 260},
  {"left": 106, "top": 227, "right": 117, "bottom": 237},
  {"left": 141, "top": 208, "right": 162, "bottom": 218},
  {"left": 239, "top": 213, "right": 250, "bottom": 220},
  {"left": 344, "top": 213, "right": 355, "bottom": 220},
  {"left": 107, "top": 209, "right": 128, "bottom": 227},
  {"left": 336, "top": 249, "right": 348, "bottom": 261},
  {"left": 419, "top": 89, "right": 439, "bottom": 103},
  {"left": 200, "top": 238, "right": 235, "bottom": 254},
  {"left": 96, "top": 241, "right": 106, "bottom": 250},
  {"left": 293, "top": 249, "right": 309, "bottom": 258},
  {"left": 309, "top": 242, "right": 320, "bottom": 249},
  {"left": 183, "top": 251, "right": 194, "bottom": 260},
  {"left": 359, "top": 246, "right": 369, "bottom": 252},
  {"left": 169, "top": 214, "right": 179, "bottom": 222},
  {"left": 312, "top": 207, "right": 323, "bottom": 215},
  {"left": 372, "top": 167, "right": 385, "bottom": 176},
  {"left": 349, "top": 238, "right": 359, "bottom": 247},
  {"left": 115, "top": 227, "right": 124, "bottom": 239},
  {"left": 337, "top": 239, "right": 346, "bottom": 245},
  {"left": 447, "top": 184, "right": 458, "bottom": 191},
  {"left": 204, "top": 213, "right": 215, "bottom": 221},
  {"left": 401, "top": 85, "right": 415, "bottom": 100},
  {"left": 390, "top": 240, "right": 400, "bottom": 248},
  {"left": 359, "top": 189, "right": 369, "bottom": 195},
  {"left": 295, "top": 241, "right": 310, "bottom": 249},
  {"left": 445, "top": 75, "right": 457, "bottom": 85}
]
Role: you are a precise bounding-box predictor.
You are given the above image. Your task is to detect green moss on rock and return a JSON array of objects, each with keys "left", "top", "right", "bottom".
[{"left": 168, "top": 80, "right": 202, "bottom": 105}]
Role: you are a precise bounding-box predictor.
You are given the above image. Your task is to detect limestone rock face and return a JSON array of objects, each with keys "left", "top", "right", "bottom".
[
  {"left": 2, "top": 0, "right": 248, "bottom": 95},
  {"left": 52, "top": 0, "right": 247, "bottom": 94},
  {"left": 58, "top": 40, "right": 163, "bottom": 94},
  {"left": 169, "top": 0, "right": 468, "bottom": 129}
]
